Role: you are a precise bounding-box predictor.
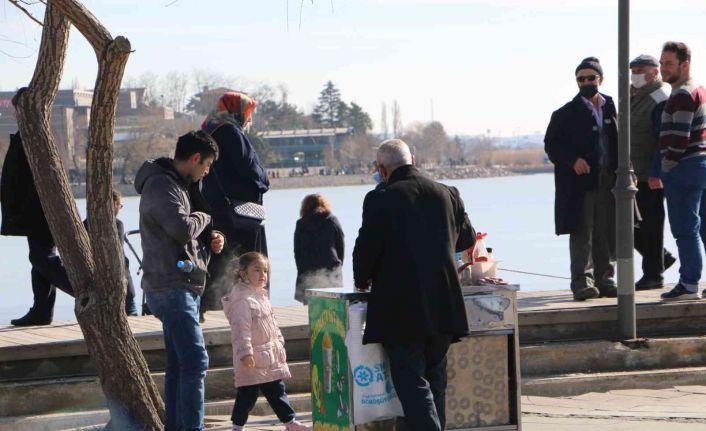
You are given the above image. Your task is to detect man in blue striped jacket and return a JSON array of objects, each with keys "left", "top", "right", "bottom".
[{"left": 657, "top": 41, "right": 706, "bottom": 301}]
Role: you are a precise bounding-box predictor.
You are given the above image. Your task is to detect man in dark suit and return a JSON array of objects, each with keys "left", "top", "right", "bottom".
[
  {"left": 544, "top": 57, "right": 619, "bottom": 301},
  {"left": 353, "top": 139, "right": 476, "bottom": 431},
  {"left": 1, "top": 87, "right": 73, "bottom": 326}
]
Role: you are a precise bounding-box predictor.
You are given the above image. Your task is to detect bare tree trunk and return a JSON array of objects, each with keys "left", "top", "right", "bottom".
[{"left": 13, "top": 1, "right": 163, "bottom": 428}]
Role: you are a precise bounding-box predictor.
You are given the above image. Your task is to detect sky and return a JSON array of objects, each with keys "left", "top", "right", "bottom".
[{"left": 2, "top": 0, "right": 706, "bottom": 136}]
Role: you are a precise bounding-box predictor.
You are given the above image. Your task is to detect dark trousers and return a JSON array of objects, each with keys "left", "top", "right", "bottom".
[
  {"left": 27, "top": 237, "right": 73, "bottom": 318},
  {"left": 569, "top": 174, "right": 616, "bottom": 291},
  {"left": 124, "top": 258, "right": 138, "bottom": 315},
  {"left": 634, "top": 182, "right": 673, "bottom": 279},
  {"left": 384, "top": 334, "right": 452, "bottom": 431},
  {"left": 231, "top": 380, "right": 296, "bottom": 426}
]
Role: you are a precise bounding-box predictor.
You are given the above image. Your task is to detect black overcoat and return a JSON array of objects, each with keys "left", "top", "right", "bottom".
[
  {"left": 0, "top": 133, "right": 52, "bottom": 242},
  {"left": 544, "top": 93, "right": 618, "bottom": 235},
  {"left": 353, "top": 165, "right": 476, "bottom": 345}
]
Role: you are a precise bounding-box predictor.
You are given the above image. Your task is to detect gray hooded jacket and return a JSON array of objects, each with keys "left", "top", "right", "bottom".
[{"left": 135, "top": 158, "right": 212, "bottom": 295}]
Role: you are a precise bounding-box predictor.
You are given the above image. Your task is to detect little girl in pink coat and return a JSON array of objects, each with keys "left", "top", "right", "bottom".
[{"left": 222, "top": 252, "right": 311, "bottom": 431}]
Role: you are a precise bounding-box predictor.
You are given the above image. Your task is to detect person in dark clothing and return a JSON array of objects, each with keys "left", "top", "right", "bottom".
[
  {"left": 293, "top": 193, "right": 344, "bottom": 304},
  {"left": 1, "top": 88, "right": 74, "bottom": 326},
  {"left": 544, "top": 57, "right": 619, "bottom": 301},
  {"left": 353, "top": 139, "right": 476, "bottom": 431},
  {"left": 83, "top": 190, "right": 138, "bottom": 316},
  {"left": 200, "top": 92, "right": 270, "bottom": 317},
  {"left": 112, "top": 191, "right": 138, "bottom": 315}
]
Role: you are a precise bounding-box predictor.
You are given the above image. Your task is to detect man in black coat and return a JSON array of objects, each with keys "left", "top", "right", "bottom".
[
  {"left": 544, "top": 57, "right": 619, "bottom": 301},
  {"left": 353, "top": 139, "right": 476, "bottom": 431},
  {"left": 0, "top": 88, "right": 73, "bottom": 326}
]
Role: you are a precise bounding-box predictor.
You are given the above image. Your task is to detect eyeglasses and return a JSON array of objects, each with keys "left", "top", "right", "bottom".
[{"left": 576, "top": 75, "right": 599, "bottom": 83}]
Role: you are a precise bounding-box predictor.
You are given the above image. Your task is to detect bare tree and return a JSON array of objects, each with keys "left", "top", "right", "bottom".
[
  {"left": 115, "top": 116, "right": 174, "bottom": 181},
  {"left": 11, "top": 1, "right": 163, "bottom": 429},
  {"left": 162, "top": 70, "right": 190, "bottom": 112},
  {"left": 339, "top": 133, "right": 377, "bottom": 172},
  {"left": 392, "top": 99, "right": 402, "bottom": 138},
  {"left": 122, "top": 71, "right": 161, "bottom": 106},
  {"left": 380, "top": 102, "right": 388, "bottom": 140}
]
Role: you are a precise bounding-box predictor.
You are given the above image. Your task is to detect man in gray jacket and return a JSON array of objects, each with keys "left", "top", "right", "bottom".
[
  {"left": 135, "top": 130, "right": 224, "bottom": 431},
  {"left": 629, "top": 54, "right": 677, "bottom": 290}
]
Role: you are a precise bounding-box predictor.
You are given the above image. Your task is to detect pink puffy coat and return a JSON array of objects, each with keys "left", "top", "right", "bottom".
[{"left": 222, "top": 281, "right": 291, "bottom": 388}]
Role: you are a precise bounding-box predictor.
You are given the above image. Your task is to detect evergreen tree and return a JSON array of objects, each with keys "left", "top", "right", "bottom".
[
  {"left": 345, "top": 102, "right": 373, "bottom": 134},
  {"left": 312, "top": 81, "right": 346, "bottom": 127}
]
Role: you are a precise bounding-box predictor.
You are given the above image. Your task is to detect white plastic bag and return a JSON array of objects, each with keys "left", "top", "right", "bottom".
[{"left": 346, "top": 302, "right": 404, "bottom": 425}]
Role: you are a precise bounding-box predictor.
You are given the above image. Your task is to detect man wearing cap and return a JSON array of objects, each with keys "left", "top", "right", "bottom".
[
  {"left": 545, "top": 57, "right": 619, "bottom": 301},
  {"left": 629, "top": 54, "right": 677, "bottom": 291}
]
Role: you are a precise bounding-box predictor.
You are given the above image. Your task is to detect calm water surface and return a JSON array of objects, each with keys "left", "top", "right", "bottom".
[{"left": 0, "top": 173, "right": 681, "bottom": 322}]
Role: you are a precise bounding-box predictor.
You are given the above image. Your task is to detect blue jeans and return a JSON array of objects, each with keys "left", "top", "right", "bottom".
[
  {"left": 663, "top": 156, "right": 706, "bottom": 291},
  {"left": 146, "top": 288, "right": 209, "bottom": 431}
]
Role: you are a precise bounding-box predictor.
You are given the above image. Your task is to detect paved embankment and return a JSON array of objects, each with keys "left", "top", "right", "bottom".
[
  {"left": 3, "top": 287, "right": 706, "bottom": 429},
  {"left": 71, "top": 164, "right": 541, "bottom": 198}
]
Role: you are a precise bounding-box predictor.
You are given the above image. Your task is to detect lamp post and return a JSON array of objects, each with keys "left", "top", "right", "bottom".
[{"left": 614, "top": 0, "right": 637, "bottom": 340}]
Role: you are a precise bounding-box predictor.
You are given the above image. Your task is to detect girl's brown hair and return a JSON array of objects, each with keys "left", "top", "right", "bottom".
[
  {"left": 299, "top": 193, "right": 332, "bottom": 218},
  {"left": 235, "top": 251, "right": 269, "bottom": 281}
]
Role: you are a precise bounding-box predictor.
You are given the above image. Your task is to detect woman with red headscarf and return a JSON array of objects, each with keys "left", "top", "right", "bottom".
[{"left": 200, "top": 92, "right": 270, "bottom": 317}]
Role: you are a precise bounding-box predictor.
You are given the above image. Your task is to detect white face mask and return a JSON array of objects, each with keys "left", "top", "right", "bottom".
[{"left": 631, "top": 73, "right": 648, "bottom": 88}]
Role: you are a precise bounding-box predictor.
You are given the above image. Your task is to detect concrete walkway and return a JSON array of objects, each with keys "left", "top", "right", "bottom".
[
  {"left": 522, "top": 386, "right": 706, "bottom": 430},
  {"left": 201, "top": 386, "right": 706, "bottom": 430}
]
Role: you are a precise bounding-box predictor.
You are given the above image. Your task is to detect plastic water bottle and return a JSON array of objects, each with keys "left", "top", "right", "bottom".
[{"left": 177, "top": 260, "right": 194, "bottom": 273}]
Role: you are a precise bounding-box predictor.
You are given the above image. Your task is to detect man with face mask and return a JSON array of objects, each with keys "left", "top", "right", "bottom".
[
  {"left": 657, "top": 42, "right": 706, "bottom": 301},
  {"left": 629, "top": 54, "right": 677, "bottom": 291},
  {"left": 545, "top": 57, "right": 619, "bottom": 301}
]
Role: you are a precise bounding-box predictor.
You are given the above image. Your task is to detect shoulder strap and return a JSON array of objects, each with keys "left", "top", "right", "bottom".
[{"left": 205, "top": 128, "right": 233, "bottom": 207}]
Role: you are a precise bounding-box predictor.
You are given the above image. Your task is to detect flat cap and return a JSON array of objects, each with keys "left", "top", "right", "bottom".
[{"left": 630, "top": 54, "right": 659, "bottom": 67}]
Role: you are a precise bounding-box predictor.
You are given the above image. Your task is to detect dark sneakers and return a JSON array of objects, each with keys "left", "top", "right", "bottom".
[
  {"left": 635, "top": 276, "right": 665, "bottom": 290},
  {"left": 573, "top": 286, "right": 600, "bottom": 301},
  {"left": 664, "top": 253, "right": 677, "bottom": 271},
  {"left": 660, "top": 283, "right": 699, "bottom": 301},
  {"left": 10, "top": 309, "right": 52, "bottom": 327}
]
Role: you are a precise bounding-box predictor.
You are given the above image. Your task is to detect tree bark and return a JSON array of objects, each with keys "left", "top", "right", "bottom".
[{"left": 13, "top": 1, "right": 164, "bottom": 429}]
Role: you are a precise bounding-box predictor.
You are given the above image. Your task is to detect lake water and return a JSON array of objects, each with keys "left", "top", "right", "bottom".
[{"left": 0, "top": 173, "right": 682, "bottom": 323}]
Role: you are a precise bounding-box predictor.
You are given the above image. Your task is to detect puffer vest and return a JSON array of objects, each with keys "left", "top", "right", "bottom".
[{"left": 630, "top": 80, "right": 670, "bottom": 181}]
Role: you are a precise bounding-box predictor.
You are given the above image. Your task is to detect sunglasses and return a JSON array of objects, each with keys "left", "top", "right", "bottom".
[{"left": 576, "top": 75, "right": 599, "bottom": 83}]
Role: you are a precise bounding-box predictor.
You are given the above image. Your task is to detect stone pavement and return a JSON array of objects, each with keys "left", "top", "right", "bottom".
[
  {"left": 522, "top": 386, "right": 706, "bottom": 430},
  {"left": 205, "top": 386, "right": 706, "bottom": 430}
]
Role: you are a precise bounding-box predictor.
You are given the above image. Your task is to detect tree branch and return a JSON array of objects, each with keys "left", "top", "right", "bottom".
[
  {"left": 0, "top": 48, "right": 34, "bottom": 58},
  {"left": 8, "top": 0, "right": 43, "bottom": 26},
  {"left": 49, "top": 0, "right": 113, "bottom": 56}
]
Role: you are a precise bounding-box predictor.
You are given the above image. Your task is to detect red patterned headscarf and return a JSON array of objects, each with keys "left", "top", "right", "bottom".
[{"left": 201, "top": 91, "right": 257, "bottom": 135}]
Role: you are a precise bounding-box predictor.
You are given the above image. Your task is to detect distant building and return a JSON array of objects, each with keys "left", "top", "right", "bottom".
[
  {"left": 187, "top": 86, "right": 234, "bottom": 116},
  {"left": 0, "top": 89, "right": 92, "bottom": 166},
  {"left": 261, "top": 127, "right": 354, "bottom": 168},
  {"left": 0, "top": 88, "right": 175, "bottom": 177}
]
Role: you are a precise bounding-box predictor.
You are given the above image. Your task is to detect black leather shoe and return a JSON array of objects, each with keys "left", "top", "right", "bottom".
[
  {"left": 573, "top": 286, "right": 600, "bottom": 301},
  {"left": 635, "top": 276, "right": 665, "bottom": 290},
  {"left": 10, "top": 309, "right": 52, "bottom": 327},
  {"left": 598, "top": 285, "right": 618, "bottom": 298},
  {"left": 664, "top": 253, "right": 677, "bottom": 271}
]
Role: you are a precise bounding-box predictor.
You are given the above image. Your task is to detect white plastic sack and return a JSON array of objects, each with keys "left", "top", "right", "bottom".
[{"left": 346, "top": 302, "right": 404, "bottom": 425}]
